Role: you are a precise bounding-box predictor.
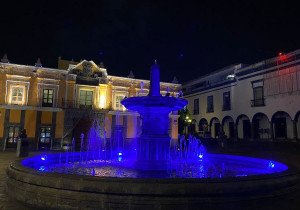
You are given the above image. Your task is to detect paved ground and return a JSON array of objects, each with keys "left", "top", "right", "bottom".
[
  {"left": 0, "top": 151, "right": 32, "bottom": 210},
  {"left": 1, "top": 142, "right": 300, "bottom": 209}
]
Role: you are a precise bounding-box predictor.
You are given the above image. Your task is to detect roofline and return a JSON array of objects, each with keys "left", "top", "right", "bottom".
[
  {"left": 107, "top": 75, "right": 181, "bottom": 86},
  {"left": 183, "top": 63, "right": 243, "bottom": 86},
  {"left": 0, "top": 62, "right": 68, "bottom": 73}
]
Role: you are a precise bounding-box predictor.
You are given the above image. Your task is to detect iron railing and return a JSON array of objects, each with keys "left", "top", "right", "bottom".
[
  {"left": 222, "top": 103, "right": 231, "bottom": 111},
  {"left": 251, "top": 98, "right": 265, "bottom": 107}
]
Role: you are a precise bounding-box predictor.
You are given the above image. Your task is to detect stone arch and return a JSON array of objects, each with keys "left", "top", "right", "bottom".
[
  {"left": 271, "top": 111, "right": 293, "bottom": 140},
  {"left": 209, "top": 117, "right": 221, "bottom": 139},
  {"left": 221, "top": 116, "right": 234, "bottom": 139},
  {"left": 252, "top": 113, "right": 270, "bottom": 140},
  {"left": 236, "top": 114, "right": 251, "bottom": 140}
]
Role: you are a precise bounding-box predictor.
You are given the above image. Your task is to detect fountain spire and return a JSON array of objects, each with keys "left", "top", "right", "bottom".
[{"left": 149, "top": 60, "right": 161, "bottom": 96}]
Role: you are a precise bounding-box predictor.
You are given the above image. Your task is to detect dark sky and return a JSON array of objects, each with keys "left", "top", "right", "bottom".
[{"left": 0, "top": 0, "right": 299, "bottom": 83}]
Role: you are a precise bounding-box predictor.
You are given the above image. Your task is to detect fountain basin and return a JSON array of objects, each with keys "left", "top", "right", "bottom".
[
  {"left": 6, "top": 153, "right": 300, "bottom": 209},
  {"left": 121, "top": 96, "right": 188, "bottom": 111}
]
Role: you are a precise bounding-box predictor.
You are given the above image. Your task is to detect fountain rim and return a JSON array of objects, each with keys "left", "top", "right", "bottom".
[{"left": 12, "top": 153, "right": 298, "bottom": 183}]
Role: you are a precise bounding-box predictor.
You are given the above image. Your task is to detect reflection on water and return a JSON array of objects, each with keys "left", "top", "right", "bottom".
[{"left": 23, "top": 153, "right": 288, "bottom": 179}]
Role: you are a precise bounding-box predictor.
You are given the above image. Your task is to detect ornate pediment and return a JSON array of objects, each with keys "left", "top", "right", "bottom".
[
  {"left": 70, "top": 60, "right": 107, "bottom": 79},
  {"left": 69, "top": 60, "right": 108, "bottom": 85},
  {"left": 82, "top": 61, "right": 93, "bottom": 77}
]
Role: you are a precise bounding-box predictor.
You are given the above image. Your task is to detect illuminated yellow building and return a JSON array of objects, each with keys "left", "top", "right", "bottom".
[{"left": 0, "top": 55, "right": 181, "bottom": 150}]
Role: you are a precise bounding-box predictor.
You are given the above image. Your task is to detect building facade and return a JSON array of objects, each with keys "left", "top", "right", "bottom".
[
  {"left": 183, "top": 50, "right": 300, "bottom": 141},
  {"left": 0, "top": 56, "right": 181, "bottom": 151}
]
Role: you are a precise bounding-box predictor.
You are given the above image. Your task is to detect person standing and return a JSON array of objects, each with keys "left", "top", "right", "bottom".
[{"left": 17, "top": 129, "right": 29, "bottom": 157}]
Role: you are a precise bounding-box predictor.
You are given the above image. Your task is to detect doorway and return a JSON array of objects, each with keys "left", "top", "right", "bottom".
[
  {"left": 274, "top": 118, "right": 287, "bottom": 139},
  {"left": 6, "top": 125, "right": 20, "bottom": 148},
  {"left": 243, "top": 120, "right": 251, "bottom": 139}
]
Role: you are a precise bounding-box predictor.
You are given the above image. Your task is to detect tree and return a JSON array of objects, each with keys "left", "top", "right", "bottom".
[{"left": 178, "top": 107, "right": 191, "bottom": 135}]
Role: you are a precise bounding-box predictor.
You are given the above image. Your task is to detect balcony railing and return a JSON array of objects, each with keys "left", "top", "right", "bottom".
[
  {"left": 206, "top": 106, "right": 214, "bottom": 113},
  {"left": 222, "top": 103, "right": 231, "bottom": 111},
  {"left": 251, "top": 98, "right": 265, "bottom": 107},
  {"left": 62, "top": 99, "right": 94, "bottom": 109},
  {"left": 0, "top": 98, "right": 98, "bottom": 110}
]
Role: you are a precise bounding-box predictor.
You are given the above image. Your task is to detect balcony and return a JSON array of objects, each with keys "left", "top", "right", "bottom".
[
  {"left": 251, "top": 98, "right": 265, "bottom": 107},
  {"left": 222, "top": 103, "right": 231, "bottom": 111},
  {"left": 62, "top": 99, "right": 95, "bottom": 109}
]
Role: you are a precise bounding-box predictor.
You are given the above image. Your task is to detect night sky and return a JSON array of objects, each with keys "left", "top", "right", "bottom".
[{"left": 0, "top": 0, "right": 299, "bottom": 83}]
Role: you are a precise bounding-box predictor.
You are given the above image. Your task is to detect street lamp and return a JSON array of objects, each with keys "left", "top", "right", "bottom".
[{"left": 184, "top": 116, "right": 192, "bottom": 134}]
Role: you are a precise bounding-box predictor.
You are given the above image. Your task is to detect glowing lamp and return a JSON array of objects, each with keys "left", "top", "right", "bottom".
[
  {"left": 41, "top": 155, "right": 47, "bottom": 161},
  {"left": 268, "top": 161, "right": 275, "bottom": 169}
]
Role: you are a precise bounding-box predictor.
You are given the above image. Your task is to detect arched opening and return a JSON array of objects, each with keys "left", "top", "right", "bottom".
[
  {"left": 295, "top": 111, "right": 300, "bottom": 140},
  {"left": 271, "top": 111, "right": 293, "bottom": 140},
  {"left": 209, "top": 117, "right": 221, "bottom": 139},
  {"left": 198, "top": 118, "right": 208, "bottom": 137},
  {"left": 236, "top": 114, "right": 251, "bottom": 140},
  {"left": 222, "top": 116, "right": 234, "bottom": 139},
  {"left": 252, "top": 113, "right": 270, "bottom": 140}
]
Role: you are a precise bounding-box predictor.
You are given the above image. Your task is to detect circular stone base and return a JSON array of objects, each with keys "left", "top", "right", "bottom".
[{"left": 6, "top": 159, "right": 300, "bottom": 210}]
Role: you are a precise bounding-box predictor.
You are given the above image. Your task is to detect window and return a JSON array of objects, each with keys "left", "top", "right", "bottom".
[
  {"left": 79, "top": 90, "right": 93, "bottom": 108},
  {"left": 39, "top": 127, "right": 52, "bottom": 149},
  {"left": 193, "top": 98, "right": 199, "bottom": 115},
  {"left": 7, "top": 126, "right": 20, "bottom": 147},
  {"left": 115, "top": 95, "right": 125, "bottom": 111},
  {"left": 11, "top": 86, "right": 24, "bottom": 105},
  {"left": 222, "top": 91, "right": 231, "bottom": 111},
  {"left": 252, "top": 80, "right": 265, "bottom": 107},
  {"left": 207, "top": 95, "right": 214, "bottom": 113},
  {"left": 42, "top": 89, "right": 54, "bottom": 107}
]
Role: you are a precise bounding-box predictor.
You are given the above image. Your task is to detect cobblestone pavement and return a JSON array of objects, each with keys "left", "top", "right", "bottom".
[
  {"left": 0, "top": 151, "right": 32, "bottom": 210},
  {"left": 1, "top": 143, "right": 300, "bottom": 210}
]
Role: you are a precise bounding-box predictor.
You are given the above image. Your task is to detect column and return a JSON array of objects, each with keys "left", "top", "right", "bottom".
[
  {"left": 292, "top": 120, "right": 298, "bottom": 141},
  {"left": 234, "top": 124, "right": 238, "bottom": 141},
  {"left": 2, "top": 109, "right": 10, "bottom": 151},
  {"left": 250, "top": 122, "right": 255, "bottom": 141},
  {"left": 269, "top": 121, "right": 274, "bottom": 141}
]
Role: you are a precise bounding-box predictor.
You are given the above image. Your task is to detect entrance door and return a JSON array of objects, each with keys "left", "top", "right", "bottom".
[
  {"left": 6, "top": 126, "right": 20, "bottom": 148},
  {"left": 214, "top": 123, "right": 220, "bottom": 138},
  {"left": 39, "top": 127, "right": 52, "bottom": 150},
  {"left": 228, "top": 122, "right": 234, "bottom": 138},
  {"left": 73, "top": 118, "right": 93, "bottom": 151},
  {"left": 274, "top": 118, "right": 287, "bottom": 139},
  {"left": 243, "top": 120, "right": 251, "bottom": 139}
]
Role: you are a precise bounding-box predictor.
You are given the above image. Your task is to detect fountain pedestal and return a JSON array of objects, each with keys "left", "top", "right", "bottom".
[
  {"left": 137, "top": 111, "right": 170, "bottom": 170},
  {"left": 121, "top": 62, "right": 187, "bottom": 170}
]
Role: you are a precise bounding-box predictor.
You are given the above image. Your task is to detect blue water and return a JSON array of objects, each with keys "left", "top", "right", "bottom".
[{"left": 22, "top": 152, "right": 288, "bottom": 179}]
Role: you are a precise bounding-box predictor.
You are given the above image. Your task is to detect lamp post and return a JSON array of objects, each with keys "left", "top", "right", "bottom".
[{"left": 184, "top": 116, "right": 192, "bottom": 135}]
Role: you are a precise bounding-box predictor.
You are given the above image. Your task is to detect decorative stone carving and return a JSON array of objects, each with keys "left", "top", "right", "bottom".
[
  {"left": 82, "top": 61, "right": 93, "bottom": 77},
  {"left": 35, "top": 58, "right": 42, "bottom": 67},
  {"left": 1, "top": 54, "right": 9, "bottom": 63}
]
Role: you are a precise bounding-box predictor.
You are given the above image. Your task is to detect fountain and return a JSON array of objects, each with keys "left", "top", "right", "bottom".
[{"left": 6, "top": 62, "right": 300, "bottom": 209}]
